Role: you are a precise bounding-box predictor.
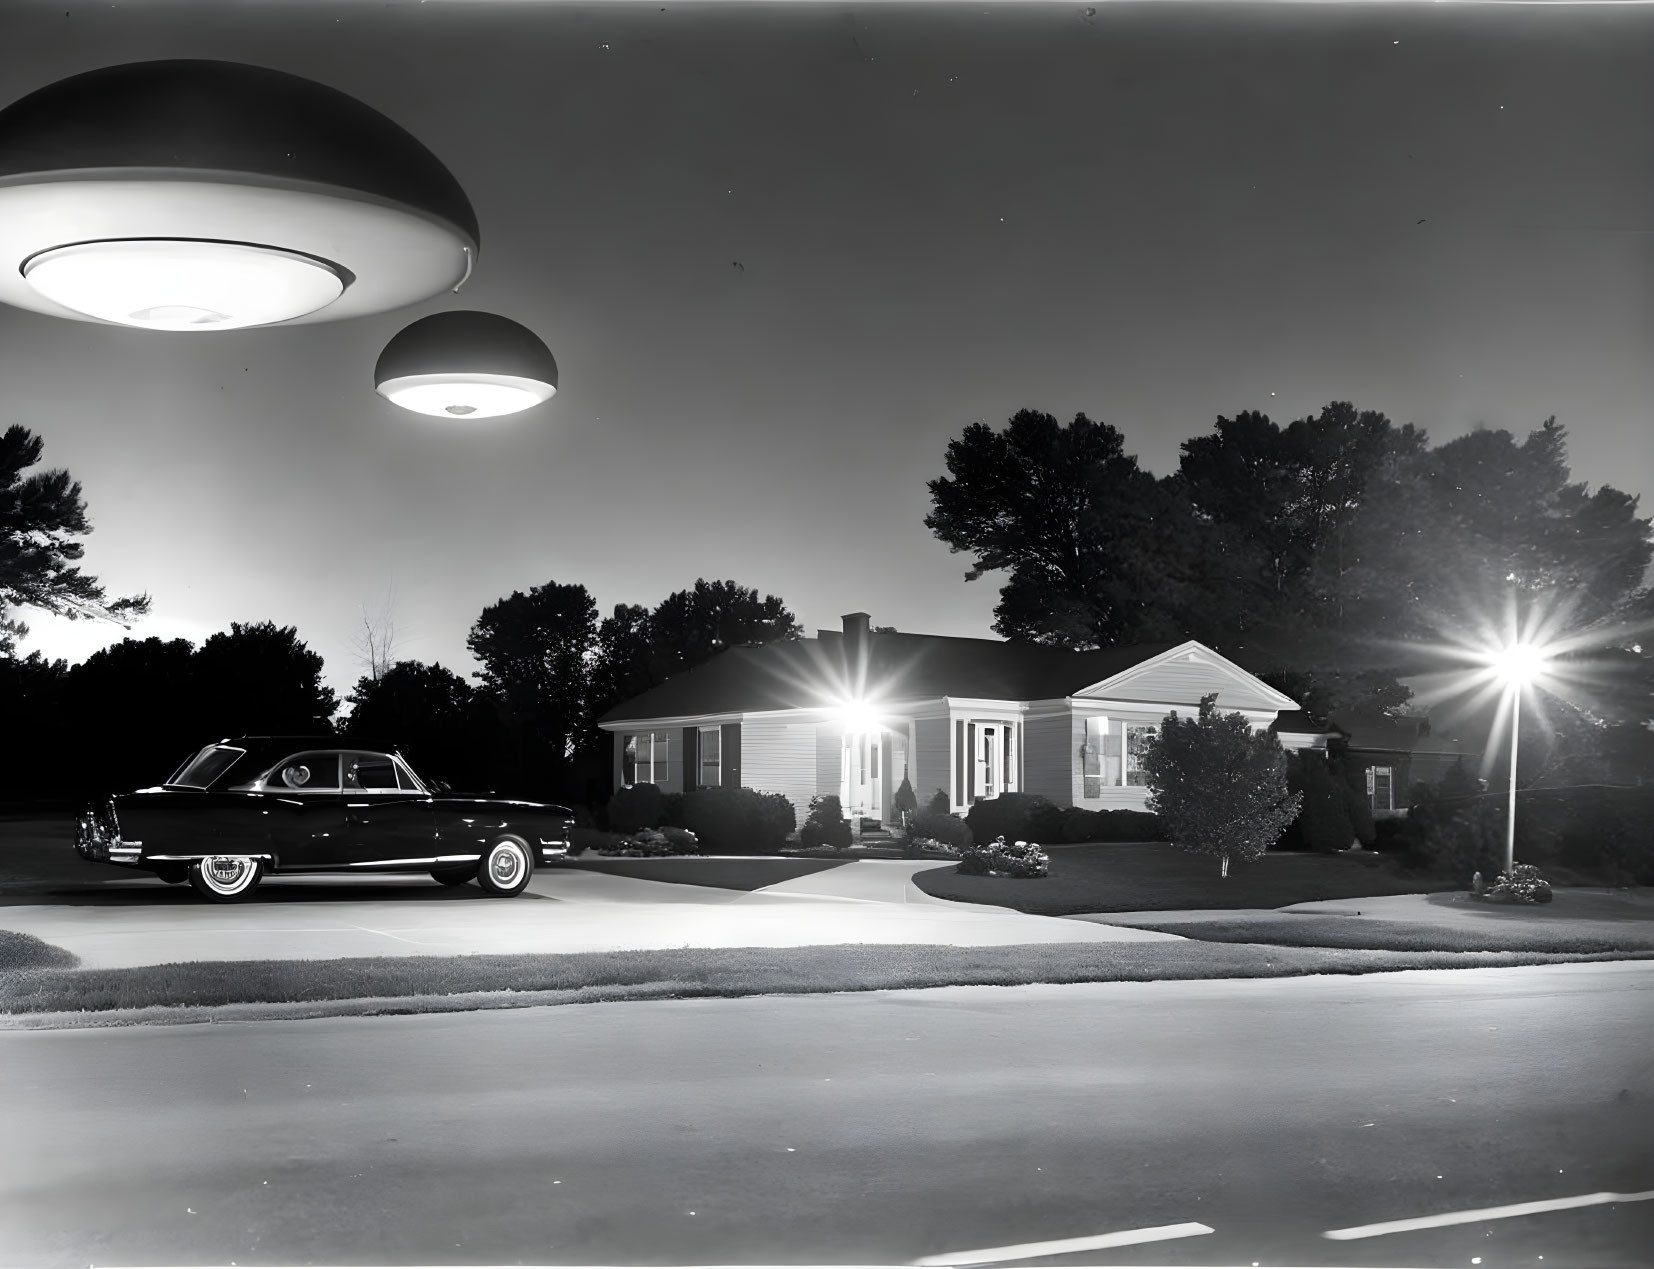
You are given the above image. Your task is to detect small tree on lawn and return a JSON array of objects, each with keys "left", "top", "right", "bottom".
[{"left": 1141, "top": 693, "right": 1303, "bottom": 878}]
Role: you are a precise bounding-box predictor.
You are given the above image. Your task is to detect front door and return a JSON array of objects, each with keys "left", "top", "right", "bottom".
[
  {"left": 841, "top": 730, "right": 882, "bottom": 824},
  {"left": 973, "top": 723, "right": 1016, "bottom": 801}
]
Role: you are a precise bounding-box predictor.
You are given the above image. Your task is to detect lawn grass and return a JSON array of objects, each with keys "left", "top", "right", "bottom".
[
  {"left": 1106, "top": 913, "right": 1654, "bottom": 954},
  {"left": 0, "top": 929, "right": 80, "bottom": 971},
  {"left": 4, "top": 940, "right": 1651, "bottom": 1024},
  {"left": 912, "top": 842, "right": 1458, "bottom": 913}
]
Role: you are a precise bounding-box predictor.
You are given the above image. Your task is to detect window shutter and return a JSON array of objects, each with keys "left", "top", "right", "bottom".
[
  {"left": 966, "top": 722, "right": 977, "bottom": 802},
  {"left": 682, "top": 727, "right": 699, "bottom": 791},
  {"left": 955, "top": 720, "right": 965, "bottom": 806},
  {"left": 721, "top": 723, "right": 741, "bottom": 787}
]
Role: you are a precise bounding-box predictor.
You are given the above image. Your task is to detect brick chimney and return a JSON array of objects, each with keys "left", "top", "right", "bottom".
[{"left": 842, "top": 612, "right": 871, "bottom": 695}]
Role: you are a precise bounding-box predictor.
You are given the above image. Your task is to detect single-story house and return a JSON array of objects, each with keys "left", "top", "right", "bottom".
[{"left": 596, "top": 613, "right": 1303, "bottom": 829}]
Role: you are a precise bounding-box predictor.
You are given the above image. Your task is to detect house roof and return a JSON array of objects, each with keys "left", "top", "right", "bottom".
[
  {"left": 1329, "top": 710, "right": 1480, "bottom": 756},
  {"left": 597, "top": 630, "right": 1187, "bottom": 726}
]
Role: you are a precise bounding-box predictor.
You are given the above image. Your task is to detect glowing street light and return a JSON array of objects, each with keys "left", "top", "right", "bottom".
[{"left": 1486, "top": 640, "right": 1552, "bottom": 876}]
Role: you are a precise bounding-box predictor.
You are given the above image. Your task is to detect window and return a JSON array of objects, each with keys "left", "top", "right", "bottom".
[
  {"left": 1082, "top": 718, "right": 1155, "bottom": 795},
  {"left": 624, "top": 731, "right": 669, "bottom": 786},
  {"left": 346, "top": 755, "right": 401, "bottom": 791},
  {"left": 168, "top": 744, "right": 246, "bottom": 789},
  {"left": 1124, "top": 724, "right": 1158, "bottom": 787},
  {"left": 1369, "top": 765, "right": 1394, "bottom": 812},
  {"left": 268, "top": 752, "right": 341, "bottom": 791},
  {"left": 699, "top": 726, "right": 721, "bottom": 788}
]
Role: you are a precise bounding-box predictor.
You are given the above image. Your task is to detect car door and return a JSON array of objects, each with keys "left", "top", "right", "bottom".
[
  {"left": 341, "top": 752, "right": 438, "bottom": 866},
  {"left": 259, "top": 751, "right": 352, "bottom": 870}
]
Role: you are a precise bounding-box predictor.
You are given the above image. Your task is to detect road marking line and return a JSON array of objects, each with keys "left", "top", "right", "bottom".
[
  {"left": 913, "top": 1221, "right": 1215, "bottom": 1265},
  {"left": 1325, "top": 1189, "right": 1654, "bottom": 1240}
]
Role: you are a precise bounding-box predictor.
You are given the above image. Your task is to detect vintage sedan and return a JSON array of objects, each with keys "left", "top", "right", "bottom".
[{"left": 73, "top": 736, "right": 576, "bottom": 901}]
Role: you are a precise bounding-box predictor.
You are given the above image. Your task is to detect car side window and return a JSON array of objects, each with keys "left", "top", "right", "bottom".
[
  {"left": 272, "top": 752, "right": 342, "bottom": 792},
  {"left": 346, "top": 755, "right": 402, "bottom": 792}
]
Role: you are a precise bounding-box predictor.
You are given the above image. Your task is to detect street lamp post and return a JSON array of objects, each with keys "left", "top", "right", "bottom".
[
  {"left": 1491, "top": 642, "right": 1545, "bottom": 877},
  {"left": 1503, "top": 679, "right": 1520, "bottom": 877}
]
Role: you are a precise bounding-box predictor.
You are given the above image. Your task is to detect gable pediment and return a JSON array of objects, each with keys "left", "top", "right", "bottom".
[{"left": 1073, "top": 641, "right": 1298, "bottom": 712}]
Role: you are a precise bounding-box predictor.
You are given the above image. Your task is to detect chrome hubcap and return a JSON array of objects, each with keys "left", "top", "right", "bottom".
[
  {"left": 201, "top": 856, "right": 253, "bottom": 892},
  {"left": 489, "top": 846, "right": 523, "bottom": 885}
]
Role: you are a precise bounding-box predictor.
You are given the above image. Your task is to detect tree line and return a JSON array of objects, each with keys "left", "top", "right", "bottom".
[
  {"left": 5, "top": 398, "right": 1652, "bottom": 805},
  {"left": 0, "top": 579, "right": 800, "bottom": 803}
]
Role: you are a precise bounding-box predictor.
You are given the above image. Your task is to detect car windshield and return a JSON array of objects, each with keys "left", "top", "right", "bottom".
[{"left": 166, "top": 744, "right": 246, "bottom": 790}]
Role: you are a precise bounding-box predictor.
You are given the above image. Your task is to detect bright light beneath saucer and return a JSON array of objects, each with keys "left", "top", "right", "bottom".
[
  {"left": 376, "top": 372, "right": 556, "bottom": 419},
  {"left": 22, "top": 238, "right": 345, "bottom": 331}
]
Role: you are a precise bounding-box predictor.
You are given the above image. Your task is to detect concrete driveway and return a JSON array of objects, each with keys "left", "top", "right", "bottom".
[{"left": 0, "top": 859, "right": 1183, "bottom": 969}]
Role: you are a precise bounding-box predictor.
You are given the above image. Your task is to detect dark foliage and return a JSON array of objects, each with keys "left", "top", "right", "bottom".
[
  {"left": 926, "top": 787, "right": 951, "bottom": 815},
  {"left": 1282, "top": 752, "right": 1355, "bottom": 853},
  {"left": 890, "top": 776, "right": 918, "bottom": 824},
  {"left": 0, "top": 423, "right": 149, "bottom": 656},
  {"left": 911, "top": 809, "right": 973, "bottom": 850},
  {"left": 676, "top": 786, "right": 796, "bottom": 855},
  {"left": 964, "top": 792, "right": 1061, "bottom": 845},
  {"left": 192, "top": 621, "right": 337, "bottom": 737},
  {"left": 608, "top": 782, "right": 666, "bottom": 833},
  {"left": 346, "top": 659, "right": 499, "bottom": 792},
  {"left": 468, "top": 580, "right": 598, "bottom": 799},
  {"left": 1055, "top": 807, "right": 1165, "bottom": 843},
  {"left": 801, "top": 793, "right": 852, "bottom": 849},
  {"left": 1142, "top": 694, "right": 1301, "bottom": 877}
]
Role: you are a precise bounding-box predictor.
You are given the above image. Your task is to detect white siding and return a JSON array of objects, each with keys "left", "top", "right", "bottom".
[
  {"left": 1081, "top": 651, "right": 1286, "bottom": 711},
  {"left": 740, "top": 718, "right": 815, "bottom": 832},
  {"left": 1021, "top": 714, "right": 1073, "bottom": 805},
  {"left": 912, "top": 717, "right": 950, "bottom": 811},
  {"left": 816, "top": 720, "right": 843, "bottom": 810}
]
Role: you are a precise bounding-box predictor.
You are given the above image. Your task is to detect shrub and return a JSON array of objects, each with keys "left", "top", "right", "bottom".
[
  {"left": 1283, "top": 753, "right": 1355, "bottom": 852},
  {"left": 1371, "top": 815, "right": 1431, "bottom": 868},
  {"left": 959, "top": 835, "right": 1050, "bottom": 878},
  {"left": 1342, "top": 779, "right": 1377, "bottom": 847},
  {"left": 965, "top": 792, "right": 1060, "bottom": 846},
  {"left": 677, "top": 786, "right": 795, "bottom": 855},
  {"left": 891, "top": 776, "right": 919, "bottom": 825},
  {"left": 911, "top": 809, "right": 973, "bottom": 850},
  {"left": 804, "top": 792, "right": 853, "bottom": 849},
  {"left": 660, "top": 791, "right": 685, "bottom": 829},
  {"left": 1025, "top": 800, "right": 1068, "bottom": 842},
  {"left": 608, "top": 782, "right": 665, "bottom": 833},
  {"left": 1141, "top": 694, "right": 1301, "bottom": 878},
  {"left": 926, "top": 787, "right": 952, "bottom": 815}
]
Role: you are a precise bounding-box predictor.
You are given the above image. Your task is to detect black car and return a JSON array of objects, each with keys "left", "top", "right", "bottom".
[{"left": 73, "top": 736, "right": 576, "bottom": 901}]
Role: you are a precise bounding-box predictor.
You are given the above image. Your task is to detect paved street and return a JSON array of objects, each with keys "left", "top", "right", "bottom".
[{"left": 2, "top": 962, "right": 1650, "bottom": 1267}]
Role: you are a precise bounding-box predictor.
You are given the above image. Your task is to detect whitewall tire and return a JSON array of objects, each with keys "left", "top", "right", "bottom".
[
  {"left": 190, "top": 855, "right": 263, "bottom": 902},
  {"left": 475, "top": 837, "right": 533, "bottom": 897}
]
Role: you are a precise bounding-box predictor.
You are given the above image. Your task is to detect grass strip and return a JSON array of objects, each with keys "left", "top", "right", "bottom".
[
  {"left": 0, "top": 929, "right": 80, "bottom": 971},
  {"left": 1108, "top": 914, "right": 1654, "bottom": 954},
  {"left": 5, "top": 941, "right": 1653, "bottom": 1022}
]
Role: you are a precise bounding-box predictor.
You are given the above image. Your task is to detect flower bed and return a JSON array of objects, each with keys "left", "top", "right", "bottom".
[{"left": 958, "top": 834, "right": 1050, "bottom": 879}]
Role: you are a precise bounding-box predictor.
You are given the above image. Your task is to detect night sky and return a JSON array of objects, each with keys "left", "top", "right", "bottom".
[{"left": 4, "top": 0, "right": 1651, "bottom": 705}]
